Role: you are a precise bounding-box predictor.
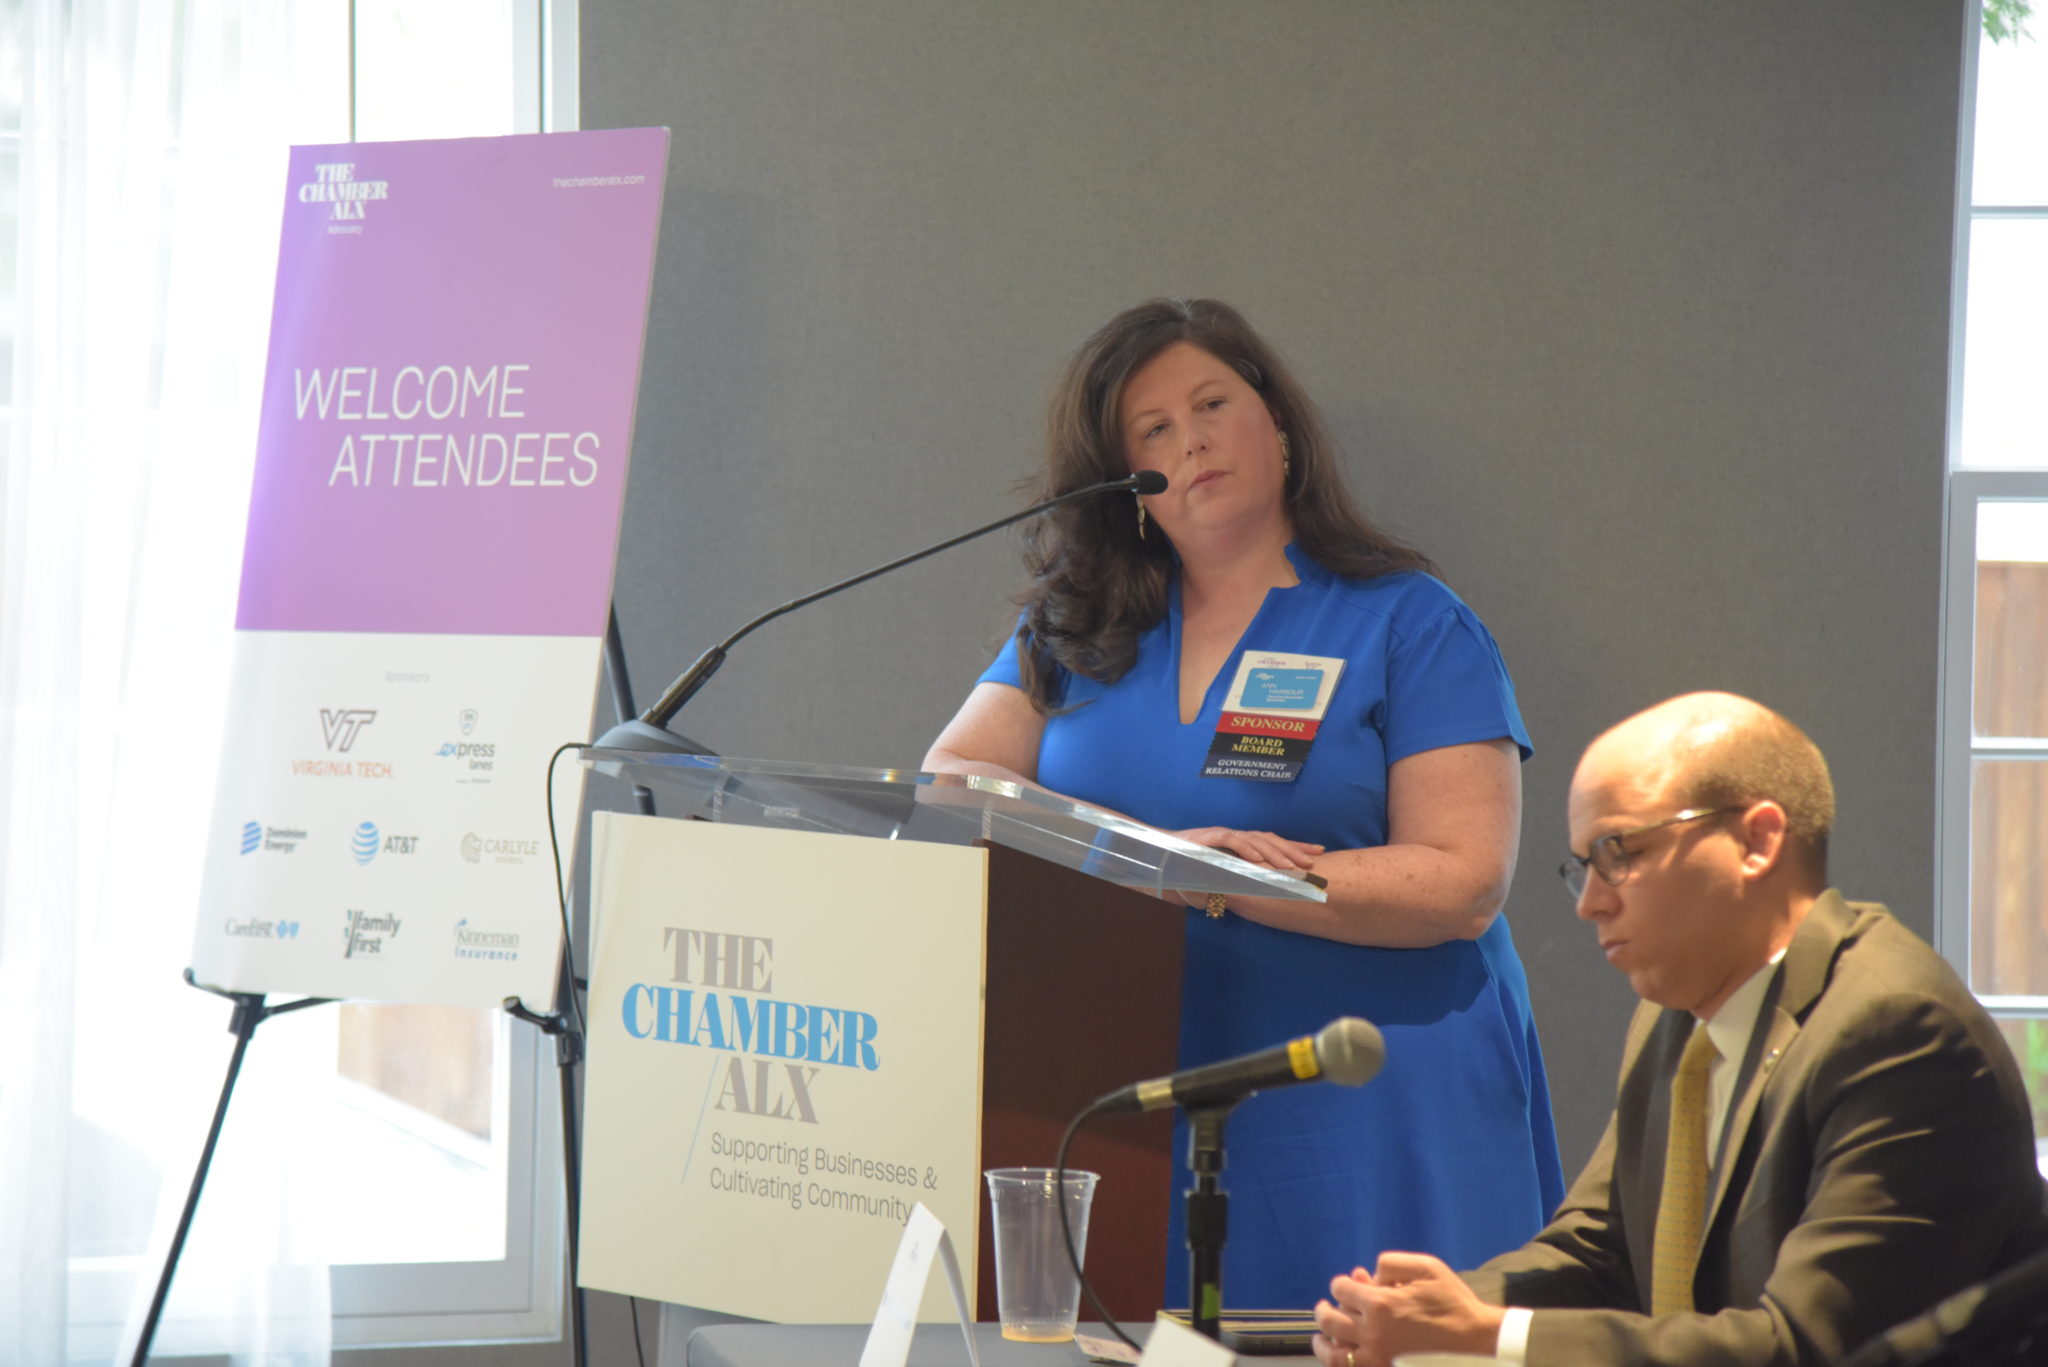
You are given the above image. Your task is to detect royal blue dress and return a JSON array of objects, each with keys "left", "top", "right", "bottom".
[{"left": 977, "top": 544, "right": 1565, "bottom": 1310}]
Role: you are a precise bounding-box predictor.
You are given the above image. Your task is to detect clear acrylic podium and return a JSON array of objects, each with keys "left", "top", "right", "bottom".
[
  {"left": 577, "top": 750, "right": 1332, "bottom": 903},
  {"left": 577, "top": 750, "right": 1325, "bottom": 1322}
]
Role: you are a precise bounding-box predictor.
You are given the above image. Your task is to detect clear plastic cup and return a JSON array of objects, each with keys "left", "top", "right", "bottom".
[{"left": 983, "top": 1167, "right": 1099, "bottom": 1342}]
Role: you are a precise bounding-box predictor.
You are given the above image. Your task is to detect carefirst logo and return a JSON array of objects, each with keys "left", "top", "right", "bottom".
[
  {"left": 241, "top": 820, "right": 308, "bottom": 855},
  {"left": 620, "top": 927, "right": 880, "bottom": 1126},
  {"left": 299, "top": 161, "right": 389, "bottom": 222},
  {"left": 453, "top": 918, "right": 520, "bottom": 962},
  {"left": 343, "top": 908, "right": 400, "bottom": 958},
  {"left": 225, "top": 918, "right": 301, "bottom": 939}
]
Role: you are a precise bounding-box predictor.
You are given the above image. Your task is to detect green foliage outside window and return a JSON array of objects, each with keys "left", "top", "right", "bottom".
[{"left": 1985, "top": 0, "right": 2035, "bottom": 44}]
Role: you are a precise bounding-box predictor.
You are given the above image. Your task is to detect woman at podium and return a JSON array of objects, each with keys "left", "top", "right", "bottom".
[{"left": 924, "top": 298, "right": 1565, "bottom": 1310}]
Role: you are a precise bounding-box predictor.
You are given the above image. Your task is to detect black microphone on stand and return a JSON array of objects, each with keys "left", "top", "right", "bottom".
[
  {"left": 595, "top": 469, "right": 1169, "bottom": 753},
  {"left": 1094, "top": 1017, "right": 1385, "bottom": 1114},
  {"left": 1057, "top": 1018, "right": 1387, "bottom": 1351}
]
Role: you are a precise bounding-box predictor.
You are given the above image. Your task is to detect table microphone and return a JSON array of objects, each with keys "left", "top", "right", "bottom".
[
  {"left": 1094, "top": 1016, "right": 1385, "bottom": 1114},
  {"left": 595, "top": 469, "right": 1169, "bottom": 753}
]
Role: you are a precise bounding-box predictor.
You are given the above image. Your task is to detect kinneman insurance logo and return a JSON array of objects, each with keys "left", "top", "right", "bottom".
[
  {"left": 453, "top": 918, "right": 521, "bottom": 963},
  {"left": 241, "top": 820, "right": 307, "bottom": 855}
]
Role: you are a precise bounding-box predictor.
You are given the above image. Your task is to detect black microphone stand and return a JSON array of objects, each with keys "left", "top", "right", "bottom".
[
  {"left": 594, "top": 472, "right": 1163, "bottom": 752},
  {"left": 1184, "top": 1104, "right": 1234, "bottom": 1342},
  {"left": 497, "top": 605, "right": 655, "bottom": 1367}
]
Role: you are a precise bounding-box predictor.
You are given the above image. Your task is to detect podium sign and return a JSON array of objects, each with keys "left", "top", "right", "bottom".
[{"left": 579, "top": 816, "right": 991, "bottom": 1323}]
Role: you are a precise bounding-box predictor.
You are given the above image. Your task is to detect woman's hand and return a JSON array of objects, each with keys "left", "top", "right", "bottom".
[
  {"left": 1213, "top": 738, "right": 1521, "bottom": 948},
  {"left": 1169, "top": 826, "right": 1323, "bottom": 870}
]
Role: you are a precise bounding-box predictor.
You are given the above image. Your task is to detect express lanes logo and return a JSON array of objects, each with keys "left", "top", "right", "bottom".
[{"left": 435, "top": 707, "right": 496, "bottom": 782}]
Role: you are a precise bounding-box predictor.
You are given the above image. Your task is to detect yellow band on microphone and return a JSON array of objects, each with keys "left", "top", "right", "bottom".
[{"left": 1287, "top": 1036, "right": 1320, "bottom": 1080}]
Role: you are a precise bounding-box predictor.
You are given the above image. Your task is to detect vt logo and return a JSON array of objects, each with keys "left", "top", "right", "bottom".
[{"left": 321, "top": 708, "right": 378, "bottom": 752}]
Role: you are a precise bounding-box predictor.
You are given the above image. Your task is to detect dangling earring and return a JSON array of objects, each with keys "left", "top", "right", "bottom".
[
  {"left": 1279, "top": 431, "right": 1292, "bottom": 489},
  {"left": 1136, "top": 495, "right": 1147, "bottom": 540}
]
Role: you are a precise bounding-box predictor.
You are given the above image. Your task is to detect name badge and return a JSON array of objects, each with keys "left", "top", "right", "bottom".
[{"left": 1201, "top": 651, "right": 1345, "bottom": 782}]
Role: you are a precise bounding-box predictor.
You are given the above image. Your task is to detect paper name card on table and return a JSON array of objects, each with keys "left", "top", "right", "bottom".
[
  {"left": 860, "top": 1203, "right": 980, "bottom": 1367},
  {"left": 1140, "top": 1314, "right": 1238, "bottom": 1367}
]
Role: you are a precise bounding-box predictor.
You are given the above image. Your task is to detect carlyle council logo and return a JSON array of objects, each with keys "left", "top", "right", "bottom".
[{"left": 459, "top": 831, "right": 540, "bottom": 865}]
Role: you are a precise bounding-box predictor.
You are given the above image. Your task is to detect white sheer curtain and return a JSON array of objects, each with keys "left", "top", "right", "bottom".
[{"left": 2, "top": 3, "right": 348, "bottom": 1362}]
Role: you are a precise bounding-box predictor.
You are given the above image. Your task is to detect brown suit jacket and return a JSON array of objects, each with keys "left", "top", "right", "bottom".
[{"left": 1464, "top": 891, "right": 2047, "bottom": 1366}]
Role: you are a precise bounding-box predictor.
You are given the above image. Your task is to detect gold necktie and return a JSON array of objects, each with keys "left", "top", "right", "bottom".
[{"left": 1650, "top": 1026, "right": 1718, "bottom": 1316}]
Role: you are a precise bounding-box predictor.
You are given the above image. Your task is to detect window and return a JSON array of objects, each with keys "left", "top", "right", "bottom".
[
  {"left": 9, "top": 3, "right": 584, "bottom": 1358},
  {"left": 323, "top": 0, "right": 580, "bottom": 1351},
  {"left": 1939, "top": 3, "right": 2048, "bottom": 1176}
]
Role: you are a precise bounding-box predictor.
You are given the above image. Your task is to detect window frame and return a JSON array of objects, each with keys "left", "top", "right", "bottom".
[{"left": 1936, "top": 2, "right": 2048, "bottom": 1030}]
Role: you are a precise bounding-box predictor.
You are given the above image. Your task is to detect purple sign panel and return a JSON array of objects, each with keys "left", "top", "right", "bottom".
[{"left": 237, "top": 129, "right": 670, "bottom": 636}]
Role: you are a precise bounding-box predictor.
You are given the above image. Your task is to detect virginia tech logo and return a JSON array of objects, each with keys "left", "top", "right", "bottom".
[{"left": 321, "top": 708, "right": 377, "bottom": 752}]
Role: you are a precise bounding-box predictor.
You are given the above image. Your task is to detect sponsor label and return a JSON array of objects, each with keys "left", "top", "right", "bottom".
[{"left": 1202, "top": 651, "right": 1346, "bottom": 782}]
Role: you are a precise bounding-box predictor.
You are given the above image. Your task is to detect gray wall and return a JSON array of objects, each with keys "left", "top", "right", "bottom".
[{"left": 582, "top": 0, "right": 1962, "bottom": 1202}]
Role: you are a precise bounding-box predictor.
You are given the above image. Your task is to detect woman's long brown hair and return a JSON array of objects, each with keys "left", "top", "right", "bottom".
[{"left": 1015, "top": 298, "right": 1436, "bottom": 710}]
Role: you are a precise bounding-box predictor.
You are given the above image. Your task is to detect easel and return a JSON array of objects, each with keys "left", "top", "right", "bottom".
[
  {"left": 129, "top": 974, "right": 334, "bottom": 1367},
  {"left": 134, "top": 606, "right": 649, "bottom": 1367}
]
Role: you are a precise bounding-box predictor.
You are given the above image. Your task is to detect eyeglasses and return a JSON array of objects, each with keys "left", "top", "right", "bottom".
[{"left": 1558, "top": 806, "right": 1748, "bottom": 899}]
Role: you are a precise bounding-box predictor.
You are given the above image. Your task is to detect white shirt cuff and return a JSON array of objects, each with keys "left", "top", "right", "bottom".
[{"left": 1494, "top": 1306, "right": 1533, "bottom": 1364}]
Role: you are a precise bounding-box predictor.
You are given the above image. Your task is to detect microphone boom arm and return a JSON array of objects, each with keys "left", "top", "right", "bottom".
[{"left": 638, "top": 471, "right": 1162, "bottom": 731}]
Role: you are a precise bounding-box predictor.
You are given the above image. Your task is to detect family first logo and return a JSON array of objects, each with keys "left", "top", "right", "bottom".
[
  {"left": 298, "top": 161, "right": 389, "bottom": 223},
  {"left": 619, "top": 926, "right": 882, "bottom": 1126}
]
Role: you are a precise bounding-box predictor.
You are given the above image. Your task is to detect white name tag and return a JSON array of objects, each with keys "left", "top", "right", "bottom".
[{"left": 859, "top": 1203, "right": 980, "bottom": 1367}]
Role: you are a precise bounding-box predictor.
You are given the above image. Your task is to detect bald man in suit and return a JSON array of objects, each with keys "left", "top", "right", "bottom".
[{"left": 1313, "top": 693, "right": 2047, "bottom": 1367}]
